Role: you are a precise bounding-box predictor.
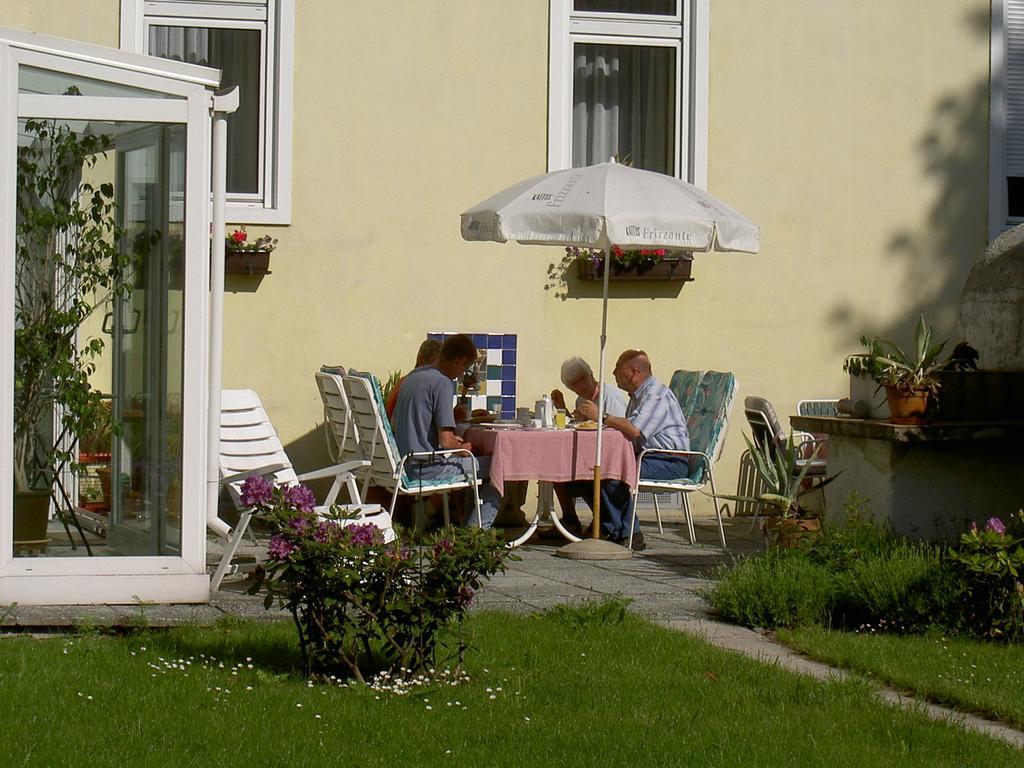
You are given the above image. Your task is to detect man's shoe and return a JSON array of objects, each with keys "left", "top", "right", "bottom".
[{"left": 613, "top": 532, "right": 646, "bottom": 552}]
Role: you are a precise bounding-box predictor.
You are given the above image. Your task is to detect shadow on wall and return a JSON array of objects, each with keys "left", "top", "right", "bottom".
[
  {"left": 829, "top": 6, "right": 991, "bottom": 350},
  {"left": 283, "top": 423, "right": 350, "bottom": 502}
]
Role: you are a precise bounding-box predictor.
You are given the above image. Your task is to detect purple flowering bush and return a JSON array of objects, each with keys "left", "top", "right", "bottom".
[
  {"left": 242, "top": 476, "right": 511, "bottom": 682},
  {"left": 947, "top": 513, "right": 1024, "bottom": 641}
]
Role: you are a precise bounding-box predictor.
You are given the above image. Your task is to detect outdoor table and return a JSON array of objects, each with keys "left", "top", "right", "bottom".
[{"left": 464, "top": 425, "right": 638, "bottom": 546}]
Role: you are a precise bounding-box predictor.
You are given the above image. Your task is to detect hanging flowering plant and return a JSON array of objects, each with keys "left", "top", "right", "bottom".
[
  {"left": 565, "top": 245, "right": 670, "bottom": 275},
  {"left": 225, "top": 225, "right": 278, "bottom": 253}
]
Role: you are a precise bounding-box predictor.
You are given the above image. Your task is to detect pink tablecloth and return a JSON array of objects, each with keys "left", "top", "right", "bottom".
[{"left": 465, "top": 427, "right": 638, "bottom": 497}]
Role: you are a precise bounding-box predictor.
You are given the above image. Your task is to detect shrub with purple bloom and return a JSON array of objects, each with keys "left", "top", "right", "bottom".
[
  {"left": 284, "top": 484, "right": 317, "bottom": 512},
  {"left": 985, "top": 517, "right": 1007, "bottom": 536},
  {"left": 313, "top": 521, "right": 341, "bottom": 543},
  {"left": 433, "top": 538, "right": 454, "bottom": 557},
  {"left": 289, "top": 515, "right": 312, "bottom": 535},
  {"left": 242, "top": 475, "right": 512, "bottom": 684},
  {"left": 268, "top": 534, "right": 297, "bottom": 560},
  {"left": 239, "top": 474, "right": 274, "bottom": 508},
  {"left": 949, "top": 512, "right": 1024, "bottom": 641},
  {"left": 346, "top": 522, "right": 381, "bottom": 547}
]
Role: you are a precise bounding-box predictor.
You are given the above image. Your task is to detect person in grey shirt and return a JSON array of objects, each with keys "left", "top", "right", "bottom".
[{"left": 392, "top": 334, "right": 500, "bottom": 528}]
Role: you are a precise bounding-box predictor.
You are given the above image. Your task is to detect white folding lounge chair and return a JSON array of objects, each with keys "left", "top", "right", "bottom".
[
  {"left": 212, "top": 389, "right": 395, "bottom": 591},
  {"left": 316, "top": 370, "right": 363, "bottom": 467},
  {"left": 341, "top": 372, "right": 484, "bottom": 528}
]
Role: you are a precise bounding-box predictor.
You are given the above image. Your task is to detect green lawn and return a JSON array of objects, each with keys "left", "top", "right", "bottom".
[
  {"left": 778, "top": 625, "right": 1024, "bottom": 730},
  {"left": 1, "top": 611, "right": 1020, "bottom": 767}
]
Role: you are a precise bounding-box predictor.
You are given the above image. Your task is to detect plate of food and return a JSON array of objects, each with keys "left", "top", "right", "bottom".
[
  {"left": 480, "top": 422, "right": 522, "bottom": 430},
  {"left": 572, "top": 420, "right": 598, "bottom": 431}
]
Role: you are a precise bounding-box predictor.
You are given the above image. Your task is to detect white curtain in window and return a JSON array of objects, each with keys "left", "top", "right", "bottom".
[
  {"left": 149, "top": 27, "right": 210, "bottom": 66},
  {"left": 572, "top": 43, "right": 674, "bottom": 174},
  {"left": 149, "top": 26, "right": 261, "bottom": 194}
]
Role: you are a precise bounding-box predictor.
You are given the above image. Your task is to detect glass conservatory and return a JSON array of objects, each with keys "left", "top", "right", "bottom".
[{"left": 0, "top": 27, "right": 228, "bottom": 604}]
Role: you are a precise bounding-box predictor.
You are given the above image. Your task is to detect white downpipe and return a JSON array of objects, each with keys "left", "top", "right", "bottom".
[{"left": 206, "top": 88, "right": 238, "bottom": 538}]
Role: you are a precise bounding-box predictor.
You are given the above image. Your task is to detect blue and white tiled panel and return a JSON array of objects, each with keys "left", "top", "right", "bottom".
[{"left": 428, "top": 332, "right": 516, "bottom": 418}]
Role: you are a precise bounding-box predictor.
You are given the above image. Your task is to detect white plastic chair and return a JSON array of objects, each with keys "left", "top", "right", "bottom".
[
  {"left": 743, "top": 395, "right": 829, "bottom": 520},
  {"left": 341, "top": 372, "right": 484, "bottom": 528},
  {"left": 316, "top": 370, "right": 363, "bottom": 467},
  {"left": 212, "top": 389, "right": 394, "bottom": 591},
  {"left": 628, "top": 371, "right": 737, "bottom": 550}
]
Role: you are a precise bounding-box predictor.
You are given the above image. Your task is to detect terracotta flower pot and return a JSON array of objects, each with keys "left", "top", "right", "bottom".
[
  {"left": 884, "top": 385, "right": 930, "bottom": 425},
  {"left": 763, "top": 515, "right": 821, "bottom": 547}
]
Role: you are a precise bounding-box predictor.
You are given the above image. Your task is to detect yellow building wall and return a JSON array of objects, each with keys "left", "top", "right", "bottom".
[{"left": 6, "top": 1, "right": 993, "bottom": 515}]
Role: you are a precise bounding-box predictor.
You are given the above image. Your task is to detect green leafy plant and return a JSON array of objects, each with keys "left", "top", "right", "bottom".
[
  {"left": 14, "top": 116, "right": 139, "bottom": 491},
  {"left": 243, "top": 476, "right": 513, "bottom": 683},
  {"left": 946, "top": 514, "right": 1024, "bottom": 641},
  {"left": 869, "top": 315, "right": 948, "bottom": 397},
  {"left": 381, "top": 370, "right": 402, "bottom": 405},
  {"left": 702, "top": 547, "right": 833, "bottom": 628},
  {"left": 714, "top": 432, "right": 833, "bottom": 520},
  {"left": 842, "top": 336, "right": 888, "bottom": 380}
]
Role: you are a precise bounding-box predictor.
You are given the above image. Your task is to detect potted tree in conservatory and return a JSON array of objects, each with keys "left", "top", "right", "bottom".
[{"left": 13, "top": 117, "right": 135, "bottom": 551}]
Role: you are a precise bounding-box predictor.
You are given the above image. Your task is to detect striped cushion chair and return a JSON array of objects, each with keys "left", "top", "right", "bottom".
[
  {"left": 668, "top": 369, "right": 705, "bottom": 419},
  {"left": 629, "top": 370, "right": 736, "bottom": 550}
]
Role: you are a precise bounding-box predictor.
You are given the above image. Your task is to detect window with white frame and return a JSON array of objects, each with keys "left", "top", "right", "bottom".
[
  {"left": 548, "top": 0, "right": 708, "bottom": 185},
  {"left": 121, "top": 0, "right": 294, "bottom": 224}
]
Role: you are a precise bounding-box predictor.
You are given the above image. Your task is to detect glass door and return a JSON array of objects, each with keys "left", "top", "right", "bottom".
[{"left": 105, "top": 124, "right": 186, "bottom": 556}]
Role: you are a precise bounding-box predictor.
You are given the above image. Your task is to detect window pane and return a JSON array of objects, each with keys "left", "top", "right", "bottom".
[
  {"left": 18, "top": 66, "right": 177, "bottom": 98},
  {"left": 1009, "top": 177, "right": 1024, "bottom": 217},
  {"left": 572, "top": 43, "right": 675, "bottom": 175},
  {"left": 149, "top": 25, "right": 261, "bottom": 195},
  {"left": 574, "top": 1, "right": 677, "bottom": 15}
]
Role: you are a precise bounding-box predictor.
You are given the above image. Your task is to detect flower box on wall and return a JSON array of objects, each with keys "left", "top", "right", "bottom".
[
  {"left": 225, "top": 249, "right": 272, "bottom": 275},
  {"left": 576, "top": 256, "right": 693, "bottom": 282}
]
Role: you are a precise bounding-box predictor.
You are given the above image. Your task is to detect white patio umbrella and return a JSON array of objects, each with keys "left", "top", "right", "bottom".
[{"left": 460, "top": 160, "right": 759, "bottom": 556}]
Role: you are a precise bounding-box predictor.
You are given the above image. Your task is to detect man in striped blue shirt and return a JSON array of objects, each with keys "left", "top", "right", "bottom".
[{"left": 576, "top": 349, "right": 690, "bottom": 551}]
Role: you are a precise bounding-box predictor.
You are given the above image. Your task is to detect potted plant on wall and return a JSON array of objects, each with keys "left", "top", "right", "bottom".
[
  {"left": 568, "top": 245, "right": 694, "bottom": 281},
  {"left": 14, "top": 117, "right": 135, "bottom": 550},
  {"left": 873, "top": 315, "right": 947, "bottom": 425},
  {"left": 224, "top": 226, "right": 278, "bottom": 275}
]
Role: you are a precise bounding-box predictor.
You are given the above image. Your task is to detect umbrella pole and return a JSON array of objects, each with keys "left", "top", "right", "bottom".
[
  {"left": 556, "top": 237, "right": 630, "bottom": 560},
  {"left": 591, "top": 237, "right": 612, "bottom": 540}
]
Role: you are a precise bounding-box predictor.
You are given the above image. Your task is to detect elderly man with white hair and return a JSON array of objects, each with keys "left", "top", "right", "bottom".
[
  {"left": 549, "top": 356, "right": 627, "bottom": 536},
  {"left": 551, "top": 356, "right": 627, "bottom": 422}
]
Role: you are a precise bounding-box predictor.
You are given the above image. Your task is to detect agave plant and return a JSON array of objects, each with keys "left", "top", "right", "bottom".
[
  {"left": 381, "top": 370, "right": 403, "bottom": 405},
  {"left": 714, "top": 432, "right": 834, "bottom": 519},
  {"left": 874, "top": 314, "right": 947, "bottom": 396}
]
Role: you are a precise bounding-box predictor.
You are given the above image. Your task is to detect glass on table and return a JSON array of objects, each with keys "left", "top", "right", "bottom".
[{"left": 554, "top": 409, "right": 567, "bottom": 429}]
